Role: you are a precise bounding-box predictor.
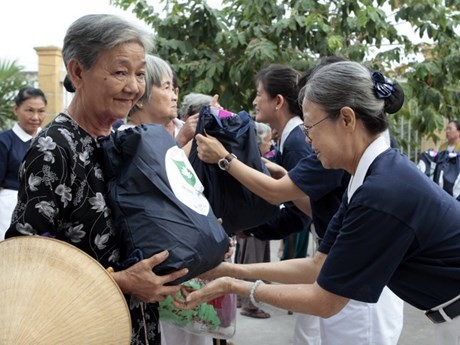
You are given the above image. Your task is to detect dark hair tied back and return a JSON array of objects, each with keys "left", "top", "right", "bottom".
[
  {"left": 63, "top": 75, "right": 76, "bottom": 93},
  {"left": 371, "top": 71, "right": 404, "bottom": 114},
  {"left": 14, "top": 87, "right": 47, "bottom": 106},
  {"left": 371, "top": 71, "right": 393, "bottom": 99}
]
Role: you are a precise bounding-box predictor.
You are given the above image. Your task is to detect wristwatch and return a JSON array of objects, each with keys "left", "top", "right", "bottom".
[{"left": 218, "top": 153, "right": 237, "bottom": 171}]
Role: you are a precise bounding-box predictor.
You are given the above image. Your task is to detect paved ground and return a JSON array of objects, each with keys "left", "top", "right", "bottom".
[
  {"left": 230, "top": 300, "right": 432, "bottom": 345},
  {"left": 225, "top": 240, "right": 434, "bottom": 345}
]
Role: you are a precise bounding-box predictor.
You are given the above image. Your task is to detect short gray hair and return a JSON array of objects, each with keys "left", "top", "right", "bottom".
[
  {"left": 62, "top": 14, "right": 154, "bottom": 70},
  {"left": 303, "top": 61, "right": 387, "bottom": 134},
  {"left": 178, "top": 93, "right": 213, "bottom": 119},
  {"left": 128, "top": 54, "right": 173, "bottom": 117},
  {"left": 255, "top": 122, "right": 272, "bottom": 147}
]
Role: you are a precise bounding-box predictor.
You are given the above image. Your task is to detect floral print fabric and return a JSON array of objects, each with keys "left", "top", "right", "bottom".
[{"left": 7, "top": 113, "right": 160, "bottom": 345}]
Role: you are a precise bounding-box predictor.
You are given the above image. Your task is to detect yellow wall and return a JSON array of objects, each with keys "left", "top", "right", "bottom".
[{"left": 34, "top": 46, "right": 64, "bottom": 125}]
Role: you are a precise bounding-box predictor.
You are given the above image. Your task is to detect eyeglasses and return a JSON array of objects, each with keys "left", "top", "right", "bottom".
[{"left": 299, "top": 116, "right": 330, "bottom": 141}]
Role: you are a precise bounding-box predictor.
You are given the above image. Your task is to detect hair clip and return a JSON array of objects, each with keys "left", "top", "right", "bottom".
[{"left": 371, "top": 71, "right": 394, "bottom": 99}]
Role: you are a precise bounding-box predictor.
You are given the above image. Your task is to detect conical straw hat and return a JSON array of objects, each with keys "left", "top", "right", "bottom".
[{"left": 0, "top": 236, "right": 131, "bottom": 344}]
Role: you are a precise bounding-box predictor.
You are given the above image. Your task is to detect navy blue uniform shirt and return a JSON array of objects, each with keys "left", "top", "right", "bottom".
[
  {"left": 288, "top": 154, "right": 349, "bottom": 237},
  {"left": 318, "top": 148, "right": 460, "bottom": 310},
  {"left": 0, "top": 127, "right": 33, "bottom": 190}
]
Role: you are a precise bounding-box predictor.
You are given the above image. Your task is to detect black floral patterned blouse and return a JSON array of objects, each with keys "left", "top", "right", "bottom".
[{"left": 6, "top": 113, "right": 160, "bottom": 345}]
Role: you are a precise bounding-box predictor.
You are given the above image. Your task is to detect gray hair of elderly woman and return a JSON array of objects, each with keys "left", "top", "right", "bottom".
[
  {"left": 255, "top": 122, "right": 272, "bottom": 147},
  {"left": 128, "top": 54, "right": 173, "bottom": 117},
  {"left": 62, "top": 14, "right": 153, "bottom": 70},
  {"left": 178, "top": 93, "right": 213, "bottom": 120},
  {"left": 303, "top": 61, "right": 390, "bottom": 135}
]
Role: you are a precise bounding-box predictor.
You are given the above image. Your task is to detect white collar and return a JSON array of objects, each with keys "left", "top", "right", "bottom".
[
  {"left": 172, "top": 118, "right": 184, "bottom": 138},
  {"left": 347, "top": 135, "right": 389, "bottom": 203},
  {"left": 279, "top": 116, "right": 303, "bottom": 154},
  {"left": 12, "top": 123, "right": 39, "bottom": 142}
]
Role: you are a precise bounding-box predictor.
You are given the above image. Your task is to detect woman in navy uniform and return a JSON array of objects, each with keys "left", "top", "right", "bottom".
[
  {"left": 178, "top": 61, "right": 460, "bottom": 344},
  {"left": 193, "top": 58, "right": 404, "bottom": 344}
]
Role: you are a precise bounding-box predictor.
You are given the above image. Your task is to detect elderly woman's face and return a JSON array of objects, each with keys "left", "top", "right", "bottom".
[
  {"left": 302, "top": 99, "right": 342, "bottom": 170},
  {"left": 80, "top": 42, "right": 146, "bottom": 122},
  {"left": 143, "top": 74, "right": 177, "bottom": 122}
]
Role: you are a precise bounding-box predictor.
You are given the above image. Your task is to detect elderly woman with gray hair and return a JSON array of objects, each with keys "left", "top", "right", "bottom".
[
  {"left": 178, "top": 93, "right": 213, "bottom": 121},
  {"left": 176, "top": 61, "right": 460, "bottom": 345},
  {"left": 121, "top": 55, "right": 202, "bottom": 158},
  {"left": 118, "top": 54, "right": 215, "bottom": 345},
  {"left": 6, "top": 14, "right": 188, "bottom": 344}
]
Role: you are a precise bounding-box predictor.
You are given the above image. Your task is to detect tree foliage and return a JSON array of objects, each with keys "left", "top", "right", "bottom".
[
  {"left": 112, "top": 0, "right": 459, "bottom": 153},
  {"left": 0, "top": 60, "right": 29, "bottom": 130}
]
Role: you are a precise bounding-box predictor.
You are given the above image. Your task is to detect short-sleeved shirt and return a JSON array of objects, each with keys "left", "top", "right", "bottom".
[
  {"left": 288, "top": 153, "right": 349, "bottom": 237},
  {"left": 0, "top": 123, "right": 34, "bottom": 190},
  {"left": 317, "top": 137, "right": 460, "bottom": 310},
  {"left": 270, "top": 118, "right": 313, "bottom": 239},
  {"left": 6, "top": 114, "right": 160, "bottom": 345}
]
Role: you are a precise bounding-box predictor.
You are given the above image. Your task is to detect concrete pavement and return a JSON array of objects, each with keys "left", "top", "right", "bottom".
[{"left": 230, "top": 300, "right": 432, "bottom": 345}]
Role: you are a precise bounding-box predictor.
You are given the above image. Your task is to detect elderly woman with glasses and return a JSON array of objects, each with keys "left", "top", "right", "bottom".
[{"left": 178, "top": 61, "right": 460, "bottom": 345}]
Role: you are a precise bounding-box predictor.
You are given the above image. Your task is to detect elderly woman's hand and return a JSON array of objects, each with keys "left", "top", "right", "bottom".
[
  {"left": 223, "top": 236, "right": 235, "bottom": 260},
  {"left": 112, "top": 250, "right": 188, "bottom": 303},
  {"left": 176, "top": 114, "right": 199, "bottom": 148},
  {"left": 172, "top": 276, "right": 235, "bottom": 310},
  {"left": 195, "top": 133, "right": 228, "bottom": 164}
]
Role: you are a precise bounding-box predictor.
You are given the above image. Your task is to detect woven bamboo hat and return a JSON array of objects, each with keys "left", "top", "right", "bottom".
[{"left": 0, "top": 236, "right": 131, "bottom": 344}]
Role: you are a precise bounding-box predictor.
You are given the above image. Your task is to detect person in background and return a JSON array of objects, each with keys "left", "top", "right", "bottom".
[
  {"left": 120, "top": 54, "right": 178, "bottom": 132},
  {"left": 178, "top": 92, "right": 213, "bottom": 122},
  {"left": 5, "top": 14, "right": 189, "bottom": 345},
  {"left": 439, "top": 120, "right": 460, "bottom": 152},
  {"left": 0, "top": 87, "right": 47, "bottom": 239},
  {"left": 191, "top": 58, "right": 405, "bottom": 344},
  {"left": 178, "top": 60, "right": 460, "bottom": 345},
  {"left": 119, "top": 54, "right": 213, "bottom": 345},
  {"left": 236, "top": 121, "right": 272, "bottom": 319},
  {"left": 163, "top": 68, "right": 202, "bottom": 155}
]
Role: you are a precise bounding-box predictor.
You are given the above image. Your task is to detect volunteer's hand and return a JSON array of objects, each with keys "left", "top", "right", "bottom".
[{"left": 195, "top": 133, "right": 228, "bottom": 164}]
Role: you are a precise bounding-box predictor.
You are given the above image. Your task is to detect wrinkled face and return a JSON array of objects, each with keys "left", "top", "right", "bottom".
[
  {"left": 143, "top": 74, "right": 177, "bottom": 122},
  {"left": 446, "top": 121, "right": 460, "bottom": 143},
  {"left": 14, "top": 97, "right": 47, "bottom": 135},
  {"left": 252, "top": 82, "right": 277, "bottom": 125},
  {"left": 79, "top": 42, "right": 146, "bottom": 123},
  {"left": 170, "top": 87, "right": 179, "bottom": 119},
  {"left": 302, "top": 99, "right": 342, "bottom": 170}
]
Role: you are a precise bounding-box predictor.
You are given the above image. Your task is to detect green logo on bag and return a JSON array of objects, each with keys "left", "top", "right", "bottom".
[{"left": 172, "top": 159, "right": 196, "bottom": 187}]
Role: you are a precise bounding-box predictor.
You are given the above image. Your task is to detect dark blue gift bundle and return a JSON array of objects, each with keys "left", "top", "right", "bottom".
[
  {"left": 98, "top": 124, "right": 229, "bottom": 285},
  {"left": 189, "top": 106, "right": 278, "bottom": 234}
]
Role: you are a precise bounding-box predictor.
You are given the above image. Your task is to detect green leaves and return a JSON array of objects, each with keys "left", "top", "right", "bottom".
[
  {"left": 0, "top": 60, "right": 29, "bottom": 130},
  {"left": 110, "top": 0, "right": 460, "bottom": 159}
]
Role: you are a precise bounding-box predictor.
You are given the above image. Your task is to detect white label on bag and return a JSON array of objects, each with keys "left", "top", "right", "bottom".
[{"left": 165, "top": 146, "right": 210, "bottom": 216}]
